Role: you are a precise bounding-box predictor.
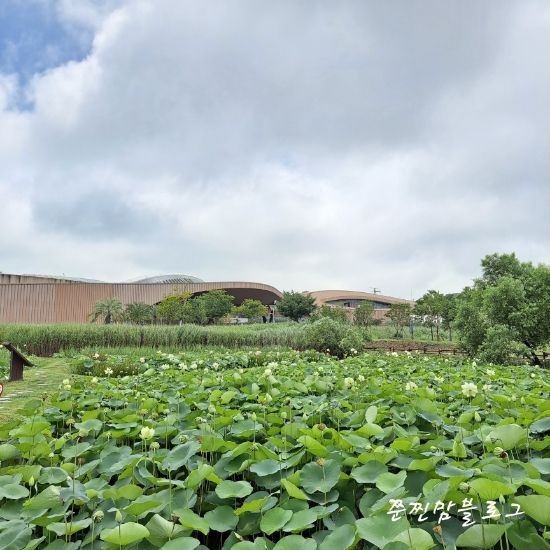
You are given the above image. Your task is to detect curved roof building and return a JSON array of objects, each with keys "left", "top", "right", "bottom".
[
  {"left": 0, "top": 272, "right": 282, "bottom": 324},
  {"left": 0, "top": 272, "right": 413, "bottom": 324},
  {"left": 308, "top": 289, "right": 415, "bottom": 320}
]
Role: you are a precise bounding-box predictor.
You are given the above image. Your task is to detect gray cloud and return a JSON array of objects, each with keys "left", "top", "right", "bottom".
[{"left": 0, "top": 0, "right": 548, "bottom": 297}]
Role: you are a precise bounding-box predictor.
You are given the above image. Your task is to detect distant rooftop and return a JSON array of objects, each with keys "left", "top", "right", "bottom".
[
  {"left": 125, "top": 274, "right": 204, "bottom": 284},
  {"left": 0, "top": 272, "right": 204, "bottom": 284},
  {"left": 0, "top": 272, "right": 105, "bottom": 283}
]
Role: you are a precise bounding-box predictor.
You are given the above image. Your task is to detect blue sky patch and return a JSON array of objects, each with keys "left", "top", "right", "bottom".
[{"left": 0, "top": 0, "right": 92, "bottom": 105}]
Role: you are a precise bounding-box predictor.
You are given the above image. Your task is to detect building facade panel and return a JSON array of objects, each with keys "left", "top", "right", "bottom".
[{"left": 0, "top": 280, "right": 282, "bottom": 323}]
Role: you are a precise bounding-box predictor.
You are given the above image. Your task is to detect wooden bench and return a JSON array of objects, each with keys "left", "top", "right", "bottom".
[{"left": 1, "top": 342, "right": 33, "bottom": 382}]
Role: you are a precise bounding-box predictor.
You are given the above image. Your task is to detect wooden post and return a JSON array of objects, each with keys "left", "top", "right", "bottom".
[{"left": 2, "top": 342, "right": 33, "bottom": 382}]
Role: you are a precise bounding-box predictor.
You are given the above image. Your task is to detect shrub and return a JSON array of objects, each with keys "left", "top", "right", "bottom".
[
  {"left": 478, "top": 325, "right": 528, "bottom": 365},
  {"left": 303, "top": 318, "right": 366, "bottom": 357},
  {"left": 311, "top": 304, "right": 349, "bottom": 323}
]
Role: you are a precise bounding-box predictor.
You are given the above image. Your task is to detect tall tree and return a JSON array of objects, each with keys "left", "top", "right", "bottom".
[
  {"left": 277, "top": 291, "right": 316, "bottom": 322},
  {"left": 199, "top": 290, "right": 234, "bottom": 323},
  {"left": 387, "top": 303, "right": 412, "bottom": 338},
  {"left": 456, "top": 254, "right": 550, "bottom": 365},
  {"left": 414, "top": 290, "right": 445, "bottom": 340},
  {"left": 234, "top": 299, "right": 268, "bottom": 321},
  {"left": 440, "top": 293, "right": 458, "bottom": 341},
  {"left": 354, "top": 301, "right": 375, "bottom": 328},
  {"left": 157, "top": 293, "right": 192, "bottom": 322}
]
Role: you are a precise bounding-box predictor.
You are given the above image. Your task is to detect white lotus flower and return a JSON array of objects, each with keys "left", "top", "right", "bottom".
[
  {"left": 91, "top": 377, "right": 98, "bottom": 383},
  {"left": 486, "top": 369, "right": 495, "bottom": 375},
  {"left": 344, "top": 377, "right": 355, "bottom": 388},
  {"left": 461, "top": 382, "right": 478, "bottom": 398},
  {"left": 405, "top": 381, "right": 418, "bottom": 391},
  {"left": 140, "top": 427, "right": 155, "bottom": 440},
  {"left": 139, "top": 357, "right": 146, "bottom": 363},
  {"left": 104, "top": 368, "right": 113, "bottom": 376}
]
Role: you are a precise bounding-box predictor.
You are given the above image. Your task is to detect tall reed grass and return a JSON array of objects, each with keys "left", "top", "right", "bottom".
[{"left": 0, "top": 323, "right": 308, "bottom": 356}]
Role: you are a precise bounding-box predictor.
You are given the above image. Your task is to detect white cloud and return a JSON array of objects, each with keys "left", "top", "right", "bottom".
[{"left": 0, "top": 0, "right": 548, "bottom": 297}]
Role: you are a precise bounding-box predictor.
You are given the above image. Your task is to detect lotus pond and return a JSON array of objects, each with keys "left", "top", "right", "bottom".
[{"left": 0, "top": 350, "right": 549, "bottom": 550}]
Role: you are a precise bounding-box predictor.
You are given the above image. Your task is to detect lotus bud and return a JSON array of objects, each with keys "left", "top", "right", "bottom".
[
  {"left": 92, "top": 510, "right": 104, "bottom": 523},
  {"left": 474, "top": 412, "right": 481, "bottom": 422},
  {"left": 493, "top": 446, "right": 506, "bottom": 458},
  {"left": 115, "top": 510, "right": 123, "bottom": 523}
]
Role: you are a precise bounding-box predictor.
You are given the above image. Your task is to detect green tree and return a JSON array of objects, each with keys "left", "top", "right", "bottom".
[
  {"left": 455, "top": 253, "right": 550, "bottom": 365},
  {"left": 387, "top": 303, "right": 412, "bottom": 338},
  {"left": 181, "top": 298, "right": 208, "bottom": 325},
  {"left": 354, "top": 301, "right": 375, "bottom": 327},
  {"left": 440, "top": 293, "right": 458, "bottom": 341},
  {"left": 124, "top": 302, "right": 156, "bottom": 324},
  {"left": 157, "top": 293, "right": 192, "bottom": 322},
  {"left": 276, "top": 291, "right": 317, "bottom": 322},
  {"left": 90, "top": 298, "right": 124, "bottom": 324},
  {"left": 477, "top": 252, "right": 525, "bottom": 288},
  {"left": 234, "top": 299, "right": 268, "bottom": 321},
  {"left": 199, "top": 290, "right": 234, "bottom": 323},
  {"left": 414, "top": 290, "right": 445, "bottom": 340}
]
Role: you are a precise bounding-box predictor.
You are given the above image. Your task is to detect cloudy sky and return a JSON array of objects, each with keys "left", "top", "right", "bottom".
[{"left": 0, "top": 0, "right": 548, "bottom": 298}]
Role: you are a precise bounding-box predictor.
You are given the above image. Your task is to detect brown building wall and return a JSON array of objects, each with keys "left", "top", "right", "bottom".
[{"left": 0, "top": 282, "right": 282, "bottom": 324}]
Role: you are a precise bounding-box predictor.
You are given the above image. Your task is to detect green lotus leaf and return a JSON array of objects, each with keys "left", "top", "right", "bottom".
[
  {"left": 455, "top": 524, "right": 508, "bottom": 549},
  {"left": 514, "top": 495, "right": 550, "bottom": 525},
  {"left": 300, "top": 459, "right": 341, "bottom": 493},
  {"left": 318, "top": 524, "right": 356, "bottom": 550},
  {"left": 205, "top": 505, "right": 239, "bottom": 532},
  {"left": 216, "top": 480, "right": 254, "bottom": 499},
  {"left": 375, "top": 470, "right": 407, "bottom": 494},
  {"left": 272, "top": 535, "right": 317, "bottom": 550},
  {"left": 260, "top": 507, "right": 293, "bottom": 535},
  {"left": 100, "top": 522, "right": 150, "bottom": 546}
]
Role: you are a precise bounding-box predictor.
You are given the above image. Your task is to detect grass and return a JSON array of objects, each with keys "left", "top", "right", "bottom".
[{"left": 0, "top": 357, "right": 74, "bottom": 423}]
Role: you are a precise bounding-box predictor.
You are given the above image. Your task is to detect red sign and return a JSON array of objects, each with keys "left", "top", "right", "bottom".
[{"left": 0, "top": 383, "right": 3, "bottom": 397}]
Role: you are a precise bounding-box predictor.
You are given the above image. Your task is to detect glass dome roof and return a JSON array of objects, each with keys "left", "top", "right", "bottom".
[{"left": 127, "top": 274, "right": 204, "bottom": 284}]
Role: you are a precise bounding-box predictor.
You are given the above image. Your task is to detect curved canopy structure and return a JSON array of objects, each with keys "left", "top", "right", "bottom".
[
  {"left": 0, "top": 277, "right": 282, "bottom": 323},
  {"left": 125, "top": 274, "right": 204, "bottom": 284},
  {"left": 309, "top": 289, "right": 413, "bottom": 308},
  {"left": 308, "top": 289, "right": 414, "bottom": 320}
]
